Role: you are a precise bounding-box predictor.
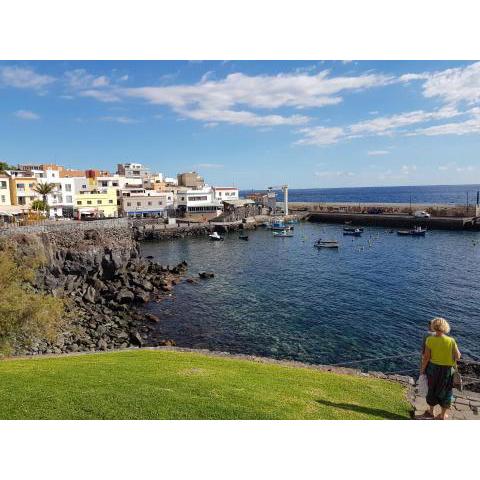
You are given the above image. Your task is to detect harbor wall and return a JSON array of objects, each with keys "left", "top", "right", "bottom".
[
  {"left": 288, "top": 201, "right": 477, "bottom": 218},
  {"left": 307, "top": 212, "right": 480, "bottom": 230}
]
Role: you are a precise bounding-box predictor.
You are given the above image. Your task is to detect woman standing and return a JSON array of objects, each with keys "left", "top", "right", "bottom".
[{"left": 421, "top": 317, "right": 461, "bottom": 420}]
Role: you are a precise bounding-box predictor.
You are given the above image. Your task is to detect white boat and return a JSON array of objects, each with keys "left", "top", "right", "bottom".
[
  {"left": 314, "top": 239, "right": 339, "bottom": 248},
  {"left": 209, "top": 231, "right": 224, "bottom": 241},
  {"left": 273, "top": 229, "right": 293, "bottom": 237}
]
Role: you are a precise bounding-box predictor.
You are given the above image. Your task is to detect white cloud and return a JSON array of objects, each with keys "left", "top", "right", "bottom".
[
  {"left": 400, "top": 164, "right": 417, "bottom": 175},
  {"left": 80, "top": 89, "right": 121, "bottom": 102},
  {"left": 65, "top": 69, "right": 110, "bottom": 89},
  {"left": 296, "top": 106, "right": 463, "bottom": 145},
  {"left": 14, "top": 110, "right": 40, "bottom": 120},
  {"left": 421, "top": 61, "right": 480, "bottom": 105},
  {"left": 196, "top": 163, "right": 224, "bottom": 169},
  {"left": 315, "top": 170, "right": 355, "bottom": 178},
  {"left": 367, "top": 150, "right": 389, "bottom": 156},
  {"left": 100, "top": 115, "right": 139, "bottom": 124},
  {"left": 413, "top": 116, "right": 480, "bottom": 137},
  {"left": 295, "top": 126, "right": 345, "bottom": 145},
  {"left": 79, "top": 69, "right": 392, "bottom": 127},
  {"left": 0, "top": 66, "right": 55, "bottom": 89}
]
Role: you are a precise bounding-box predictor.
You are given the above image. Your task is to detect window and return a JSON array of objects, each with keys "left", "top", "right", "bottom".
[
  {"left": 147, "top": 201, "right": 152, "bottom": 206},
  {"left": 65, "top": 184, "right": 72, "bottom": 192},
  {"left": 158, "top": 201, "right": 162, "bottom": 205},
  {"left": 77, "top": 201, "right": 82, "bottom": 205},
  {"left": 97, "top": 200, "right": 102, "bottom": 205},
  {"left": 188, "top": 195, "right": 208, "bottom": 201},
  {"left": 0, "top": 181, "right": 6, "bottom": 189},
  {"left": 101, "top": 181, "right": 108, "bottom": 187},
  {"left": 28, "top": 183, "right": 34, "bottom": 188},
  {"left": 136, "top": 202, "right": 141, "bottom": 206},
  {"left": 87, "top": 200, "right": 92, "bottom": 205},
  {"left": 127, "top": 202, "right": 131, "bottom": 206},
  {"left": 1, "top": 195, "right": 5, "bottom": 203},
  {"left": 66, "top": 195, "right": 72, "bottom": 203},
  {"left": 109, "top": 200, "right": 113, "bottom": 204},
  {"left": 17, "top": 183, "right": 25, "bottom": 189},
  {"left": 82, "top": 184, "right": 87, "bottom": 189}
]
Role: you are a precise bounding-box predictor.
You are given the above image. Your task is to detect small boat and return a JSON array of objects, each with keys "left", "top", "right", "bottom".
[
  {"left": 343, "top": 228, "right": 362, "bottom": 237},
  {"left": 343, "top": 226, "right": 364, "bottom": 233},
  {"left": 314, "top": 239, "right": 339, "bottom": 249},
  {"left": 239, "top": 234, "right": 249, "bottom": 241},
  {"left": 397, "top": 227, "right": 427, "bottom": 236},
  {"left": 209, "top": 232, "right": 224, "bottom": 241},
  {"left": 411, "top": 226, "right": 427, "bottom": 236},
  {"left": 273, "top": 229, "right": 293, "bottom": 237}
]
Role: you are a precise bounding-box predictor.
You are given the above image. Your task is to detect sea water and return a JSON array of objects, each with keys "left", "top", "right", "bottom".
[{"left": 142, "top": 222, "right": 480, "bottom": 374}]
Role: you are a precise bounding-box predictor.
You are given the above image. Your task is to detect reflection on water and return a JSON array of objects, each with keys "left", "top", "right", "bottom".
[{"left": 141, "top": 223, "right": 480, "bottom": 373}]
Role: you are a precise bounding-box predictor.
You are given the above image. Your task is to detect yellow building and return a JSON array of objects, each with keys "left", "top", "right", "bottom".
[
  {"left": 75, "top": 187, "right": 118, "bottom": 219},
  {"left": 8, "top": 173, "right": 38, "bottom": 207}
]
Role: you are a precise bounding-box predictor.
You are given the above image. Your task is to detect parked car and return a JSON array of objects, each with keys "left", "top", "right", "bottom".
[{"left": 414, "top": 210, "right": 431, "bottom": 218}]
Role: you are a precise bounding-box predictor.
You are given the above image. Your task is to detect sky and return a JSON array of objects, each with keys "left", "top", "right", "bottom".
[{"left": 1, "top": 60, "right": 480, "bottom": 189}]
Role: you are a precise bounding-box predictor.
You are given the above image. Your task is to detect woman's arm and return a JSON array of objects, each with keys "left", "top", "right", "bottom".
[
  {"left": 421, "top": 347, "right": 431, "bottom": 375},
  {"left": 453, "top": 343, "right": 461, "bottom": 362}
]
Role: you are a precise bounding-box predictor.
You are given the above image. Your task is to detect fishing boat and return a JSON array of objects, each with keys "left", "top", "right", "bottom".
[
  {"left": 397, "top": 226, "right": 427, "bottom": 236},
  {"left": 343, "top": 228, "right": 362, "bottom": 237},
  {"left": 209, "top": 231, "right": 224, "bottom": 241},
  {"left": 343, "top": 226, "right": 364, "bottom": 233},
  {"left": 273, "top": 229, "right": 293, "bottom": 238},
  {"left": 314, "top": 239, "right": 339, "bottom": 249},
  {"left": 239, "top": 234, "right": 249, "bottom": 241}
]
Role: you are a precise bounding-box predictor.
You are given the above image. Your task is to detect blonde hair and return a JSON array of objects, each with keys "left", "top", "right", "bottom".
[{"left": 431, "top": 317, "right": 451, "bottom": 334}]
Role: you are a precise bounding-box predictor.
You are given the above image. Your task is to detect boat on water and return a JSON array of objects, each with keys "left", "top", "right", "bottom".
[
  {"left": 397, "top": 226, "right": 427, "bottom": 236},
  {"left": 314, "top": 239, "right": 339, "bottom": 249},
  {"left": 239, "top": 234, "right": 249, "bottom": 241},
  {"left": 343, "top": 226, "right": 364, "bottom": 233},
  {"left": 273, "top": 229, "right": 294, "bottom": 238},
  {"left": 209, "top": 231, "right": 224, "bottom": 241},
  {"left": 343, "top": 228, "right": 362, "bottom": 237}
]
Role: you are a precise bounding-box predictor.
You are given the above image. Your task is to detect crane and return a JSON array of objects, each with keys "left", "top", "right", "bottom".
[{"left": 268, "top": 184, "right": 289, "bottom": 216}]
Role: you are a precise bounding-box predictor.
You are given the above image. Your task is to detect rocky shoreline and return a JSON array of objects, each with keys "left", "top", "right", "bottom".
[{"left": 9, "top": 226, "right": 193, "bottom": 356}]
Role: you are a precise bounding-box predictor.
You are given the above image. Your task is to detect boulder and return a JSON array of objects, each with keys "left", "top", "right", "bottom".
[
  {"left": 145, "top": 313, "right": 160, "bottom": 323},
  {"left": 116, "top": 289, "right": 135, "bottom": 304},
  {"left": 199, "top": 271, "right": 215, "bottom": 279}
]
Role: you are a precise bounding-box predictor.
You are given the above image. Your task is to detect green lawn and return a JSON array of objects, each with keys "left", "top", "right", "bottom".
[{"left": 0, "top": 350, "right": 411, "bottom": 419}]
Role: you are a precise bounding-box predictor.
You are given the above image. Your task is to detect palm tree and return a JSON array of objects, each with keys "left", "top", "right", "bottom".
[{"left": 33, "top": 182, "right": 56, "bottom": 214}]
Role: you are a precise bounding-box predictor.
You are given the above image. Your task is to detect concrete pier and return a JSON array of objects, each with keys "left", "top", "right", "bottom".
[{"left": 307, "top": 212, "right": 480, "bottom": 231}]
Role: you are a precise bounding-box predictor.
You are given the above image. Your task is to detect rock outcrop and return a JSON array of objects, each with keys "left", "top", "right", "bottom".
[{"left": 8, "top": 226, "right": 188, "bottom": 355}]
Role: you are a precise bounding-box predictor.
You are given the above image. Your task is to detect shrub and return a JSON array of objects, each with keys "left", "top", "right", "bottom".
[{"left": 0, "top": 242, "right": 64, "bottom": 356}]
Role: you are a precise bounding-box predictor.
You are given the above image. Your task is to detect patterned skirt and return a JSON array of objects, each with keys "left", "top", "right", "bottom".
[{"left": 426, "top": 362, "right": 454, "bottom": 408}]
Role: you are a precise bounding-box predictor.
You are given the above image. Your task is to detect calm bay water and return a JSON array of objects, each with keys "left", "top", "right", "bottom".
[
  {"left": 248, "top": 184, "right": 480, "bottom": 205},
  {"left": 142, "top": 223, "right": 480, "bottom": 374}
]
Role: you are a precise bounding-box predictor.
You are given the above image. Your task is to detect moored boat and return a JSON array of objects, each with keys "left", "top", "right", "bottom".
[
  {"left": 343, "top": 228, "right": 362, "bottom": 237},
  {"left": 397, "top": 226, "right": 427, "bottom": 236},
  {"left": 314, "top": 239, "right": 339, "bottom": 248},
  {"left": 209, "top": 231, "right": 224, "bottom": 241},
  {"left": 343, "top": 226, "right": 364, "bottom": 232},
  {"left": 273, "top": 229, "right": 294, "bottom": 237},
  {"left": 239, "top": 234, "right": 249, "bottom": 241}
]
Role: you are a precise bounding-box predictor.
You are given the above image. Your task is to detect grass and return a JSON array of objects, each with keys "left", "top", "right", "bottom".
[{"left": 0, "top": 350, "right": 412, "bottom": 420}]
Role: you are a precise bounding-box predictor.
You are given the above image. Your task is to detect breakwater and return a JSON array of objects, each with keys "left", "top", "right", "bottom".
[{"left": 307, "top": 212, "right": 480, "bottom": 230}]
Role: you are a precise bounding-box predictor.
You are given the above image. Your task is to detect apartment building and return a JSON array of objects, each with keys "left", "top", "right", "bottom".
[
  {"left": 213, "top": 187, "right": 239, "bottom": 202},
  {"left": 117, "top": 162, "right": 150, "bottom": 178},
  {"left": 75, "top": 187, "right": 118, "bottom": 219},
  {"left": 0, "top": 174, "right": 11, "bottom": 206},
  {"left": 7, "top": 171, "right": 38, "bottom": 207},
  {"left": 120, "top": 189, "right": 174, "bottom": 217},
  {"left": 176, "top": 186, "right": 223, "bottom": 216},
  {"left": 177, "top": 171, "right": 205, "bottom": 189}
]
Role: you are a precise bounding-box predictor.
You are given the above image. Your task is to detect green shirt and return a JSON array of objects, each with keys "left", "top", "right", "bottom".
[{"left": 425, "top": 335, "right": 457, "bottom": 367}]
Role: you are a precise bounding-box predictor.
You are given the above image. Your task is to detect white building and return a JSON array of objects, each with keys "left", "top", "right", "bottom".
[
  {"left": 117, "top": 163, "right": 151, "bottom": 178},
  {"left": 176, "top": 186, "right": 223, "bottom": 216},
  {"left": 0, "top": 174, "right": 11, "bottom": 206},
  {"left": 31, "top": 167, "right": 76, "bottom": 217},
  {"left": 120, "top": 189, "right": 174, "bottom": 217},
  {"left": 213, "top": 187, "right": 239, "bottom": 202}
]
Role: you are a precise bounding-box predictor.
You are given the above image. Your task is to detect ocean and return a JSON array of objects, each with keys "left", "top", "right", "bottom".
[
  {"left": 141, "top": 222, "right": 480, "bottom": 375},
  {"left": 242, "top": 184, "right": 480, "bottom": 205}
]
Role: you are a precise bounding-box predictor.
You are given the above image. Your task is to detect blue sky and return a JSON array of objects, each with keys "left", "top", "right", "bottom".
[{"left": 1, "top": 60, "right": 479, "bottom": 189}]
